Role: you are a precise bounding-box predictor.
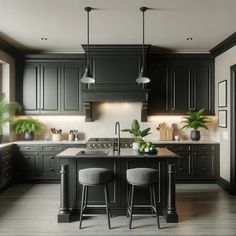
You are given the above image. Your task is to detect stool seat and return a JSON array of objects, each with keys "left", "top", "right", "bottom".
[
  {"left": 127, "top": 168, "right": 158, "bottom": 185},
  {"left": 79, "top": 168, "right": 113, "bottom": 186}
]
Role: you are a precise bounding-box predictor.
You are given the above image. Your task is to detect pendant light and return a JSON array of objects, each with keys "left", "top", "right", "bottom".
[
  {"left": 81, "top": 7, "right": 95, "bottom": 84},
  {"left": 136, "top": 7, "right": 150, "bottom": 85}
]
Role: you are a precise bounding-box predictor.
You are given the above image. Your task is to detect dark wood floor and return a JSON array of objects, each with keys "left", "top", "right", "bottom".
[{"left": 0, "top": 184, "right": 235, "bottom": 236}]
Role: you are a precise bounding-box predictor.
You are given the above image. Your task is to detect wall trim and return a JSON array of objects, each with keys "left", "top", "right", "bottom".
[
  {"left": 210, "top": 32, "right": 236, "bottom": 57},
  {"left": 217, "top": 177, "right": 231, "bottom": 193},
  {"left": 0, "top": 38, "right": 21, "bottom": 57},
  {"left": 230, "top": 64, "right": 236, "bottom": 195}
]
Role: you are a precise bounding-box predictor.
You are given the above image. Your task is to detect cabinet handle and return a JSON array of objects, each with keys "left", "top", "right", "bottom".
[
  {"left": 25, "top": 147, "right": 31, "bottom": 150},
  {"left": 178, "top": 168, "right": 184, "bottom": 171},
  {"left": 49, "top": 156, "right": 54, "bottom": 159},
  {"left": 49, "top": 168, "right": 55, "bottom": 172},
  {"left": 25, "top": 157, "right": 31, "bottom": 159},
  {"left": 49, "top": 147, "right": 55, "bottom": 150}
]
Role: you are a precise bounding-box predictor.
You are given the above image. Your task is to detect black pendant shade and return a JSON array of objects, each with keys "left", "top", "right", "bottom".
[
  {"left": 136, "top": 7, "right": 150, "bottom": 85},
  {"left": 81, "top": 7, "right": 95, "bottom": 84}
]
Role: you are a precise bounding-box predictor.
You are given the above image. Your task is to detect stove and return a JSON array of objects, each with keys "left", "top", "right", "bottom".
[{"left": 86, "top": 138, "right": 134, "bottom": 149}]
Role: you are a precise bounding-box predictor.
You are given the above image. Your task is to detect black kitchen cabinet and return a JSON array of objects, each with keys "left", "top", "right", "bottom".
[
  {"left": 19, "top": 60, "right": 84, "bottom": 115},
  {"left": 0, "top": 145, "right": 14, "bottom": 190},
  {"left": 148, "top": 55, "right": 214, "bottom": 115},
  {"left": 16, "top": 143, "right": 85, "bottom": 181},
  {"left": 156, "top": 143, "right": 219, "bottom": 180}
]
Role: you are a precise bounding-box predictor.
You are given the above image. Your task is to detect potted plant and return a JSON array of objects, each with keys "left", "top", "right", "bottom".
[
  {"left": 0, "top": 94, "right": 21, "bottom": 143},
  {"left": 122, "top": 119, "right": 151, "bottom": 150},
  {"left": 13, "top": 117, "right": 45, "bottom": 140},
  {"left": 181, "top": 109, "right": 209, "bottom": 141}
]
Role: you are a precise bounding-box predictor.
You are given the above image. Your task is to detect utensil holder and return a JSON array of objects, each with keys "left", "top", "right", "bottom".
[{"left": 52, "top": 134, "right": 61, "bottom": 141}]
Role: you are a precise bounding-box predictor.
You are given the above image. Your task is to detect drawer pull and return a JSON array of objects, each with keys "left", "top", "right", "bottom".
[
  {"left": 178, "top": 168, "right": 184, "bottom": 171},
  {"left": 49, "top": 156, "right": 55, "bottom": 159},
  {"left": 25, "top": 157, "right": 31, "bottom": 159},
  {"left": 49, "top": 147, "right": 55, "bottom": 150},
  {"left": 49, "top": 168, "right": 55, "bottom": 172},
  {"left": 25, "top": 147, "right": 31, "bottom": 150}
]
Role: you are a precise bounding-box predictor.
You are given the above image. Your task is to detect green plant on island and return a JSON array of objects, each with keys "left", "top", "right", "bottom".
[
  {"left": 0, "top": 94, "right": 21, "bottom": 143},
  {"left": 13, "top": 117, "right": 46, "bottom": 140},
  {"left": 121, "top": 119, "right": 151, "bottom": 143}
]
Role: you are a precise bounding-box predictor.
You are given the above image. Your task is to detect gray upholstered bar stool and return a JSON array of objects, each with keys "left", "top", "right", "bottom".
[
  {"left": 78, "top": 168, "right": 113, "bottom": 229},
  {"left": 126, "top": 168, "right": 160, "bottom": 229}
]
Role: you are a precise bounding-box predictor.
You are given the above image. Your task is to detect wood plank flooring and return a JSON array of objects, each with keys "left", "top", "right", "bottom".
[{"left": 0, "top": 184, "right": 236, "bottom": 236}]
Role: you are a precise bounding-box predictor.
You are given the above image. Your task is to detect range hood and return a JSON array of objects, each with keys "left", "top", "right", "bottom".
[{"left": 82, "top": 45, "right": 150, "bottom": 122}]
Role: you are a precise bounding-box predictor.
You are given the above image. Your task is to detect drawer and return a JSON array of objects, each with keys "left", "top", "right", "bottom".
[
  {"left": 40, "top": 145, "right": 62, "bottom": 152},
  {"left": 1, "top": 147, "right": 12, "bottom": 157},
  {"left": 19, "top": 145, "right": 38, "bottom": 152},
  {"left": 193, "top": 145, "right": 214, "bottom": 152},
  {"left": 167, "top": 145, "right": 191, "bottom": 152}
]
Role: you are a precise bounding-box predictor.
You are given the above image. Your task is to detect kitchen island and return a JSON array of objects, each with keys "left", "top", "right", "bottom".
[{"left": 57, "top": 147, "right": 179, "bottom": 223}]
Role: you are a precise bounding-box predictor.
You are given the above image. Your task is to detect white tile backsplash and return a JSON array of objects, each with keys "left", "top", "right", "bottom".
[{"left": 15, "top": 102, "right": 216, "bottom": 142}]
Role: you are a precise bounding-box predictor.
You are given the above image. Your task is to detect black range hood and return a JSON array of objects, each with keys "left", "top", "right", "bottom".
[{"left": 82, "top": 45, "right": 150, "bottom": 122}]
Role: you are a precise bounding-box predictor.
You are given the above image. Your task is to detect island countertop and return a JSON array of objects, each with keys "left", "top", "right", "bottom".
[{"left": 57, "top": 147, "right": 178, "bottom": 159}]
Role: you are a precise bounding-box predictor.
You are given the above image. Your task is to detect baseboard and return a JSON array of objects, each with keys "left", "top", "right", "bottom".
[{"left": 217, "top": 177, "right": 231, "bottom": 193}]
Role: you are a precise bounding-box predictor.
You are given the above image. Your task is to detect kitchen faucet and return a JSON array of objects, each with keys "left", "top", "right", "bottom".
[{"left": 115, "top": 121, "right": 120, "bottom": 153}]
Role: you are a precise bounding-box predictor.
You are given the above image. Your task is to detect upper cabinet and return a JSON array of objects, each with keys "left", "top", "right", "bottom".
[
  {"left": 148, "top": 55, "right": 214, "bottom": 115},
  {"left": 17, "top": 59, "right": 84, "bottom": 115}
]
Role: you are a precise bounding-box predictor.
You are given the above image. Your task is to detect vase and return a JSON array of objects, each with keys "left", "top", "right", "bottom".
[
  {"left": 24, "top": 132, "right": 34, "bottom": 141},
  {"left": 191, "top": 130, "right": 200, "bottom": 141},
  {"left": 132, "top": 142, "right": 140, "bottom": 150}
]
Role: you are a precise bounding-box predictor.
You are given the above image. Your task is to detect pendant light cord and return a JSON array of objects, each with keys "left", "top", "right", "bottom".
[
  {"left": 142, "top": 8, "right": 145, "bottom": 68},
  {"left": 85, "top": 7, "right": 92, "bottom": 68}
]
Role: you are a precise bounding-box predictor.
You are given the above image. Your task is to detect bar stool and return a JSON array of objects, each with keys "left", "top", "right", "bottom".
[
  {"left": 126, "top": 168, "right": 160, "bottom": 229},
  {"left": 78, "top": 168, "right": 113, "bottom": 229}
]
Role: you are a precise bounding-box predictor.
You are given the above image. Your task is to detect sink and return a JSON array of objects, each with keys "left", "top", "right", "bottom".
[{"left": 76, "top": 150, "right": 109, "bottom": 156}]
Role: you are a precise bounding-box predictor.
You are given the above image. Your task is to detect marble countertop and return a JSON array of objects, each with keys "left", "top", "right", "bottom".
[{"left": 57, "top": 147, "right": 178, "bottom": 159}]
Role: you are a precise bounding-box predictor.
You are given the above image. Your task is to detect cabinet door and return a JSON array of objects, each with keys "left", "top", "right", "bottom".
[
  {"left": 22, "top": 63, "right": 40, "bottom": 114},
  {"left": 194, "top": 153, "right": 215, "bottom": 178},
  {"left": 20, "top": 152, "right": 39, "bottom": 178},
  {"left": 40, "top": 153, "right": 59, "bottom": 178},
  {"left": 40, "top": 63, "right": 60, "bottom": 113},
  {"left": 192, "top": 61, "right": 214, "bottom": 114},
  {"left": 176, "top": 152, "right": 191, "bottom": 177},
  {"left": 170, "top": 63, "right": 191, "bottom": 113},
  {"left": 148, "top": 63, "right": 170, "bottom": 114},
  {"left": 61, "top": 63, "right": 83, "bottom": 114}
]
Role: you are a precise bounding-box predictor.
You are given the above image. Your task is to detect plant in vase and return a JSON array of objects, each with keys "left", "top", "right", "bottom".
[
  {"left": 13, "top": 117, "right": 46, "bottom": 141},
  {"left": 0, "top": 94, "right": 21, "bottom": 143},
  {"left": 121, "top": 119, "right": 151, "bottom": 150},
  {"left": 181, "top": 109, "right": 209, "bottom": 141}
]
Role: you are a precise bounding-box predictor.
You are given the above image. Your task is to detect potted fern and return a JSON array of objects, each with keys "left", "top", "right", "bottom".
[
  {"left": 181, "top": 109, "right": 209, "bottom": 141},
  {"left": 0, "top": 94, "right": 21, "bottom": 143},
  {"left": 122, "top": 119, "right": 151, "bottom": 150},
  {"left": 13, "top": 117, "right": 45, "bottom": 140}
]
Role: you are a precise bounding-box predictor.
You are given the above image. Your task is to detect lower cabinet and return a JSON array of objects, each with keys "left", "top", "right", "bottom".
[
  {"left": 156, "top": 143, "right": 219, "bottom": 180},
  {"left": 0, "top": 145, "right": 15, "bottom": 190},
  {"left": 16, "top": 143, "right": 85, "bottom": 181}
]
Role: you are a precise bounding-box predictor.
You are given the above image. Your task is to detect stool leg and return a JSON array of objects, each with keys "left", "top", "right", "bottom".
[
  {"left": 79, "top": 185, "right": 86, "bottom": 229},
  {"left": 152, "top": 185, "right": 160, "bottom": 229},
  {"left": 150, "top": 186, "right": 154, "bottom": 215},
  {"left": 127, "top": 184, "right": 131, "bottom": 217},
  {"left": 129, "top": 185, "right": 135, "bottom": 229},
  {"left": 104, "top": 184, "right": 111, "bottom": 229},
  {"left": 83, "top": 186, "right": 88, "bottom": 211}
]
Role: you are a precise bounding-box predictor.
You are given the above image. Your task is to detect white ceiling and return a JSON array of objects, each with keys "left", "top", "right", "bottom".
[{"left": 0, "top": 0, "right": 236, "bottom": 53}]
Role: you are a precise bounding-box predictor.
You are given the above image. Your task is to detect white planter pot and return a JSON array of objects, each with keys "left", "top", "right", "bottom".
[{"left": 132, "top": 142, "right": 140, "bottom": 150}]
